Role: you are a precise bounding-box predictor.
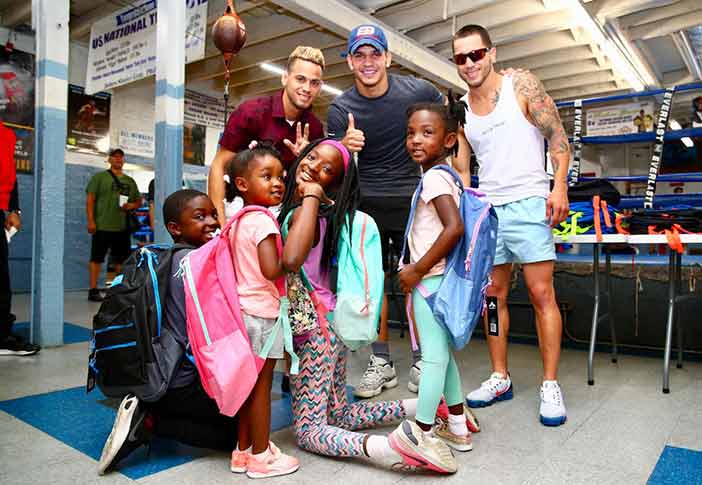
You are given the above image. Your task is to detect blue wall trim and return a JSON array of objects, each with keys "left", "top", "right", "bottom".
[
  {"left": 155, "top": 79, "right": 185, "bottom": 99},
  {"left": 37, "top": 59, "right": 68, "bottom": 81},
  {"left": 36, "top": 106, "right": 68, "bottom": 119}
]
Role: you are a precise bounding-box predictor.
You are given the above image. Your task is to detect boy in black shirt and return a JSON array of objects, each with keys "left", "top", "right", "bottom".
[{"left": 98, "top": 190, "right": 238, "bottom": 474}]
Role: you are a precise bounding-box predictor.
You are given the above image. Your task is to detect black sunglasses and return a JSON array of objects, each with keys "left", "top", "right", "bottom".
[{"left": 453, "top": 48, "right": 490, "bottom": 66}]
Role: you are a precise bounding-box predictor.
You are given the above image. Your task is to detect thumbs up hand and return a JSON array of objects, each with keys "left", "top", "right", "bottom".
[{"left": 341, "top": 112, "right": 365, "bottom": 153}]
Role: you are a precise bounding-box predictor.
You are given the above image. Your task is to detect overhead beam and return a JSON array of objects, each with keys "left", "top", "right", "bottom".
[
  {"left": 531, "top": 58, "right": 613, "bottom": 81},
  {"left": 543, "top": 70, "right": 619, "bottom": 92},
  {"left": 269, "top": 0, "right": 464, "bottom": 90},
  {"left": 494, "top": 45, "right": 597, "bottom": 71},
  {"left": 375, "top": 0, "right": 495, "bottom": 32},
  {"left": 619, "top": 0, "right": 700, "bottom": 28},
  {"left": 407, "top": 0, "right": 556, "bottom": 47},
  {"left": 671, "top": 31, "right": 702, "bottom": 81},
  {"left": 586, "top": 0, "right": 676, "bottom": 22},
  {"left": 414, "top": 8, "right": 572, "bottom": 49},
  {"left": 350, "top": 0, "right": 405, "bottom": 12},
  {"left": 628, "top": 10, "right": 702, "bottom": 40}
]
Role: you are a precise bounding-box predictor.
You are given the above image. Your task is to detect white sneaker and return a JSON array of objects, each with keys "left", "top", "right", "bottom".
[
  {"left": 465, "top": 372, "right": 513, "bottom": 408},
  {"left": 407, "top": 360, "right": 422, "bottom": 393},
  {"left": 388, "top": 420, "right": 457, "bottom": 474},
  {"left": 539, "top": 381, "right": 567, "bottom": 426},
  {"left": 354, "top": 355, "right": 398, "bottom": 398}
]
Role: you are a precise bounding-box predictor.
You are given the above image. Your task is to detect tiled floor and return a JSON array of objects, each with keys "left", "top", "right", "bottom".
[{"left": 2, "top": 291, "right": 702, "bottom": 484}]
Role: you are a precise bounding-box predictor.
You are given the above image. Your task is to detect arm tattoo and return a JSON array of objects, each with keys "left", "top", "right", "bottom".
[{"left": 513, "top": 73, "right": 570, "bottom": 176}]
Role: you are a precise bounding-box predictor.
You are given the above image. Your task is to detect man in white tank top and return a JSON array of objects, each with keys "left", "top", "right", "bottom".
[{"left": 451, "top": 25, "right": 570, "bottom": 427}]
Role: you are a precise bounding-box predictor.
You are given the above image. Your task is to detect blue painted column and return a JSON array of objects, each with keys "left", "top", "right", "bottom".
[
  {"left": 30, "top": 0, "right": 69, "bottom": 346},
  {"left": 153, "top": 0, "right": 186, "bottom": 244}
]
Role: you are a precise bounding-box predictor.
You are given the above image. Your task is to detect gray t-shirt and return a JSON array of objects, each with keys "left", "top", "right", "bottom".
[
  {"left": 165, "top": 248, "right": 197, "bottom": 388},
  {"left": 327, "top": 74, "right": 443, "bottom": 198}
]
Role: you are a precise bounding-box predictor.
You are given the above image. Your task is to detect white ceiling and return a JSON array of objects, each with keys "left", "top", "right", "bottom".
[{"left": 0, "top": 0, "right": 700, "bottom": 115}]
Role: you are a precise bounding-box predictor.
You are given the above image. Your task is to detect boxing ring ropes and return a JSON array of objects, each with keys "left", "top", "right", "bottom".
[{"left": 549, "top": 83, "right": 702, "bottom": 394}]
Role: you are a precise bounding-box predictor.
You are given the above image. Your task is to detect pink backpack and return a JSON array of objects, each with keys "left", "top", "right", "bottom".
[{"left": 182, "top": 206, "right": 284, "bottom": 417}]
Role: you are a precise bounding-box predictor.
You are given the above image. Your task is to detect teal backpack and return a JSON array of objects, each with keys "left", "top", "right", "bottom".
[{"left": 282, "top": 209, "right": 383, "bottom": 350}]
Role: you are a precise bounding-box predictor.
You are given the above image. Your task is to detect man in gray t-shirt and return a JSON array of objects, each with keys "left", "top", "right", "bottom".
[{"left": 328, "top": 24, "right": 442, "bottom": 399}]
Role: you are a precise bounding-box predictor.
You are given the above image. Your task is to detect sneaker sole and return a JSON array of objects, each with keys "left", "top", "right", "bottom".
[
  {"left": 389, "top": 422, "right": 457, "bottom": 474},
  {"left": 246, "top": 464, "right": 299, "bottom": 479},
  {"left": 353, "top": 377, "right": 399, "bottom": 399},
  {"left": 407, "top": 381, "right": 418, "bottom": 393},
  {"left": 97, "top": 396, "right": 138, "bottom": 475},
  {"left": 466, "top": 385, "right": 513, "bottom": 408},
  {"left": 0, "top": 348, "right": 40, "bottom": 356},
  {"left": 540, "top": 414, "right": 567, "bottom": 427},
  {"left": 230, "top": 465, "right": 247, "bottom": 473}
]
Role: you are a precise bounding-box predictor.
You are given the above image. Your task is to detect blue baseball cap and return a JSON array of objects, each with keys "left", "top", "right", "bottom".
[{"left": 344, "top": 24, "right": 388, "bottom": 56}]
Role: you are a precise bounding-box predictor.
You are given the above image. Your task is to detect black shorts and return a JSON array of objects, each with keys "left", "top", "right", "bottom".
[
  {"left": 90, "top": 230, "right": 132, "bottom": 264},
  {"left": 359, "top": 196, "right": 411, "bottom": 272}
]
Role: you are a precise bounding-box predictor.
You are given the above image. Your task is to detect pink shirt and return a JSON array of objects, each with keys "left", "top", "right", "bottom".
[
  {"left": 229, "top": 211, "right": 281, "bottom": 319},
  {"left": 408, "top": 169, "right": 461, "bottom": 278}
]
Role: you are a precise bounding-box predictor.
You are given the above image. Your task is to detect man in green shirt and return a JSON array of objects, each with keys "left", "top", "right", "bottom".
[{"left": 86, "top": 148, "right": 142, "bottom": 301}]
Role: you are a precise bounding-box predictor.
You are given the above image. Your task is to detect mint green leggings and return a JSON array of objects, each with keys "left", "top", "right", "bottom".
[{"left": 413, "top": 276, "right": 464, "bottom": 425}]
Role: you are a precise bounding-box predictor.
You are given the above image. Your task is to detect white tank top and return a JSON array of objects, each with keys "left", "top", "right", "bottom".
[{"left": 462, "top": 76, "right": 549, "bottom": 206}]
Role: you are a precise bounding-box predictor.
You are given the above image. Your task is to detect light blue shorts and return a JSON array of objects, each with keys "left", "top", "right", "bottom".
[{"left": 493, "top": 196, "right": 556, "bottom": 266}]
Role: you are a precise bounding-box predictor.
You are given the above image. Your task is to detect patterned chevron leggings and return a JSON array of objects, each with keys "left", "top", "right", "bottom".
[{"left": 290, "top": 326, "right": 406, "bottom": 457}]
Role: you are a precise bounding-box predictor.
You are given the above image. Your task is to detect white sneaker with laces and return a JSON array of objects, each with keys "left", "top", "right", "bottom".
[
  {"left": 465, "top": 372, "right": 513, "bottom": 408},
  {"left": 539, "top": 380, "right": 567, "bottom": 426},
  {"left": 407, "top": 360, "right": 422, "bottom": 393},
  {"left": 354, "top": 355, "right": 398, "bottom": 398}
]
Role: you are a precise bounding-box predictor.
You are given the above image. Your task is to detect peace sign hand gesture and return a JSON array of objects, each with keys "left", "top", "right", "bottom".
[{"left": 284, "top": 122, "right": 310, "bottom": 157}]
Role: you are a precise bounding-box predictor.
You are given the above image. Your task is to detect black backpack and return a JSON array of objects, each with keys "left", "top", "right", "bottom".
[
  {"left": 568, "top": 180, "right": 621, "bottom": 206},
  {"left": 87, "top": 244, "right": 192, "bottom": 402}
]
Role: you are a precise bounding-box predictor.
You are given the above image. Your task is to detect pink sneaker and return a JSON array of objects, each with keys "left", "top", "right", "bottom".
[
  {"left": 230, "top": 448, "right": 250, "bottom": 473},
  {"left": 246, "top": 442, "right": 300, "bottom": 479},
  {"left": 437, "top": 397, "right": 481, "bottom": 433}
]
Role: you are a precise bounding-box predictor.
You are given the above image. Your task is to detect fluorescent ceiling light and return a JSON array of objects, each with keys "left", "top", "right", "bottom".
[
  {"left": 561, "top": 0, "right": 645, "bottom": 91},
  {"left": 670, "top": 119, "right": 694, "bottom": 148},
  {"left": 260, "top": 62, "right": 343, "bottom": 97}
]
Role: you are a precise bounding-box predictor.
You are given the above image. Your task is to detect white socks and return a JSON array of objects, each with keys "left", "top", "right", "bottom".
[
  {"left": 366, "top": 435, "right": 403, "bottom": 465},
  {"left": 448, "top": 413, "right": 468, "bottom": 436},
  {"left": 401, "top": 398, "right": 418, "bottom": 418}
]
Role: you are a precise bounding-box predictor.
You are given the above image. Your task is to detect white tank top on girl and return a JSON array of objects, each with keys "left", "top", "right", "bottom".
[{"left": 462, "top": 75, "right": 549, "bottom": 206}]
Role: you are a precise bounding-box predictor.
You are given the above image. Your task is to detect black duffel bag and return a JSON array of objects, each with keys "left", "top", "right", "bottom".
[
  {"left": 627, "top": 209, "right": 702, "bottom": 234},
  {"left": 567, "top": 179, "right": 621, "bottom": 206}
]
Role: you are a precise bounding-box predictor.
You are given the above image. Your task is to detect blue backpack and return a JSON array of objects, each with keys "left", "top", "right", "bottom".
[{"left": 401, "top": 165, "right": 498, "bottom": 350}]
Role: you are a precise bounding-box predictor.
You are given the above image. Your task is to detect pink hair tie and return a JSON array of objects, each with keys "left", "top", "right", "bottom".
[
  {"left": 248, "top": 140, "right": 258, "bottom": 150},
  {"left": 319, "top": 139, "right": 350, "bottom": 172}
]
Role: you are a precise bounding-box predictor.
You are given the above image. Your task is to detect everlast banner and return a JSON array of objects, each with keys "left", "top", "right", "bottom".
[
  {"left": 643, "top": 87, "right": 675, "bottom": 209},
  {"left": 569, "top": 99, "right": 583, "bottom": 186}
]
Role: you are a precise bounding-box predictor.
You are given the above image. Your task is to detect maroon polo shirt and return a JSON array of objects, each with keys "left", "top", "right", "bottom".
[{"left": 219, "top": 90, "right": 325, "bottom": 168}]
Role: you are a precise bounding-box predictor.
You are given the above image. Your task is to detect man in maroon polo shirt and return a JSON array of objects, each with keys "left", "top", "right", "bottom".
[{"left": 208, "top": 46, "right": 325, "bottom": 226}]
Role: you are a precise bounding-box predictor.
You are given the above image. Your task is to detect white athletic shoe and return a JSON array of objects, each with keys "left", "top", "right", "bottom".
[
  {"left": 407, "top": 360, "right": 422, "bottom": 393},
  {"left": 539, "top": 381, "right": 567, "bottom": 427},
  {"left": 354, "top": 355, "right": 398, "bottom": 398},
  {"left": 465, "top": 372, "right": 513, "bottom": 408}
]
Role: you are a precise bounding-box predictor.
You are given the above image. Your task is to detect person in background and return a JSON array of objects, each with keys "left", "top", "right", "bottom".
[
  {"left": 86, "top": 148, "right": 142, "bottom": 302},
  {"left": 0, "top": 121, "right": 40, "bottom": 355}
]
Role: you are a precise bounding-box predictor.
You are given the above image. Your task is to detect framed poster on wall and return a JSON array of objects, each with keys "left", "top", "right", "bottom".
[
  {"left": 66, "top": 84, "right": 111, "bottom": 153},
  {"left": 0, "top": 48, "right": 34, "bottom": 128}
]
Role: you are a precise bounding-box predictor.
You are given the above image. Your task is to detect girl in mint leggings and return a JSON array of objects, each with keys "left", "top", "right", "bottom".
[{"left": 398, "top": 101, "right": 472, "bottom": 456}]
